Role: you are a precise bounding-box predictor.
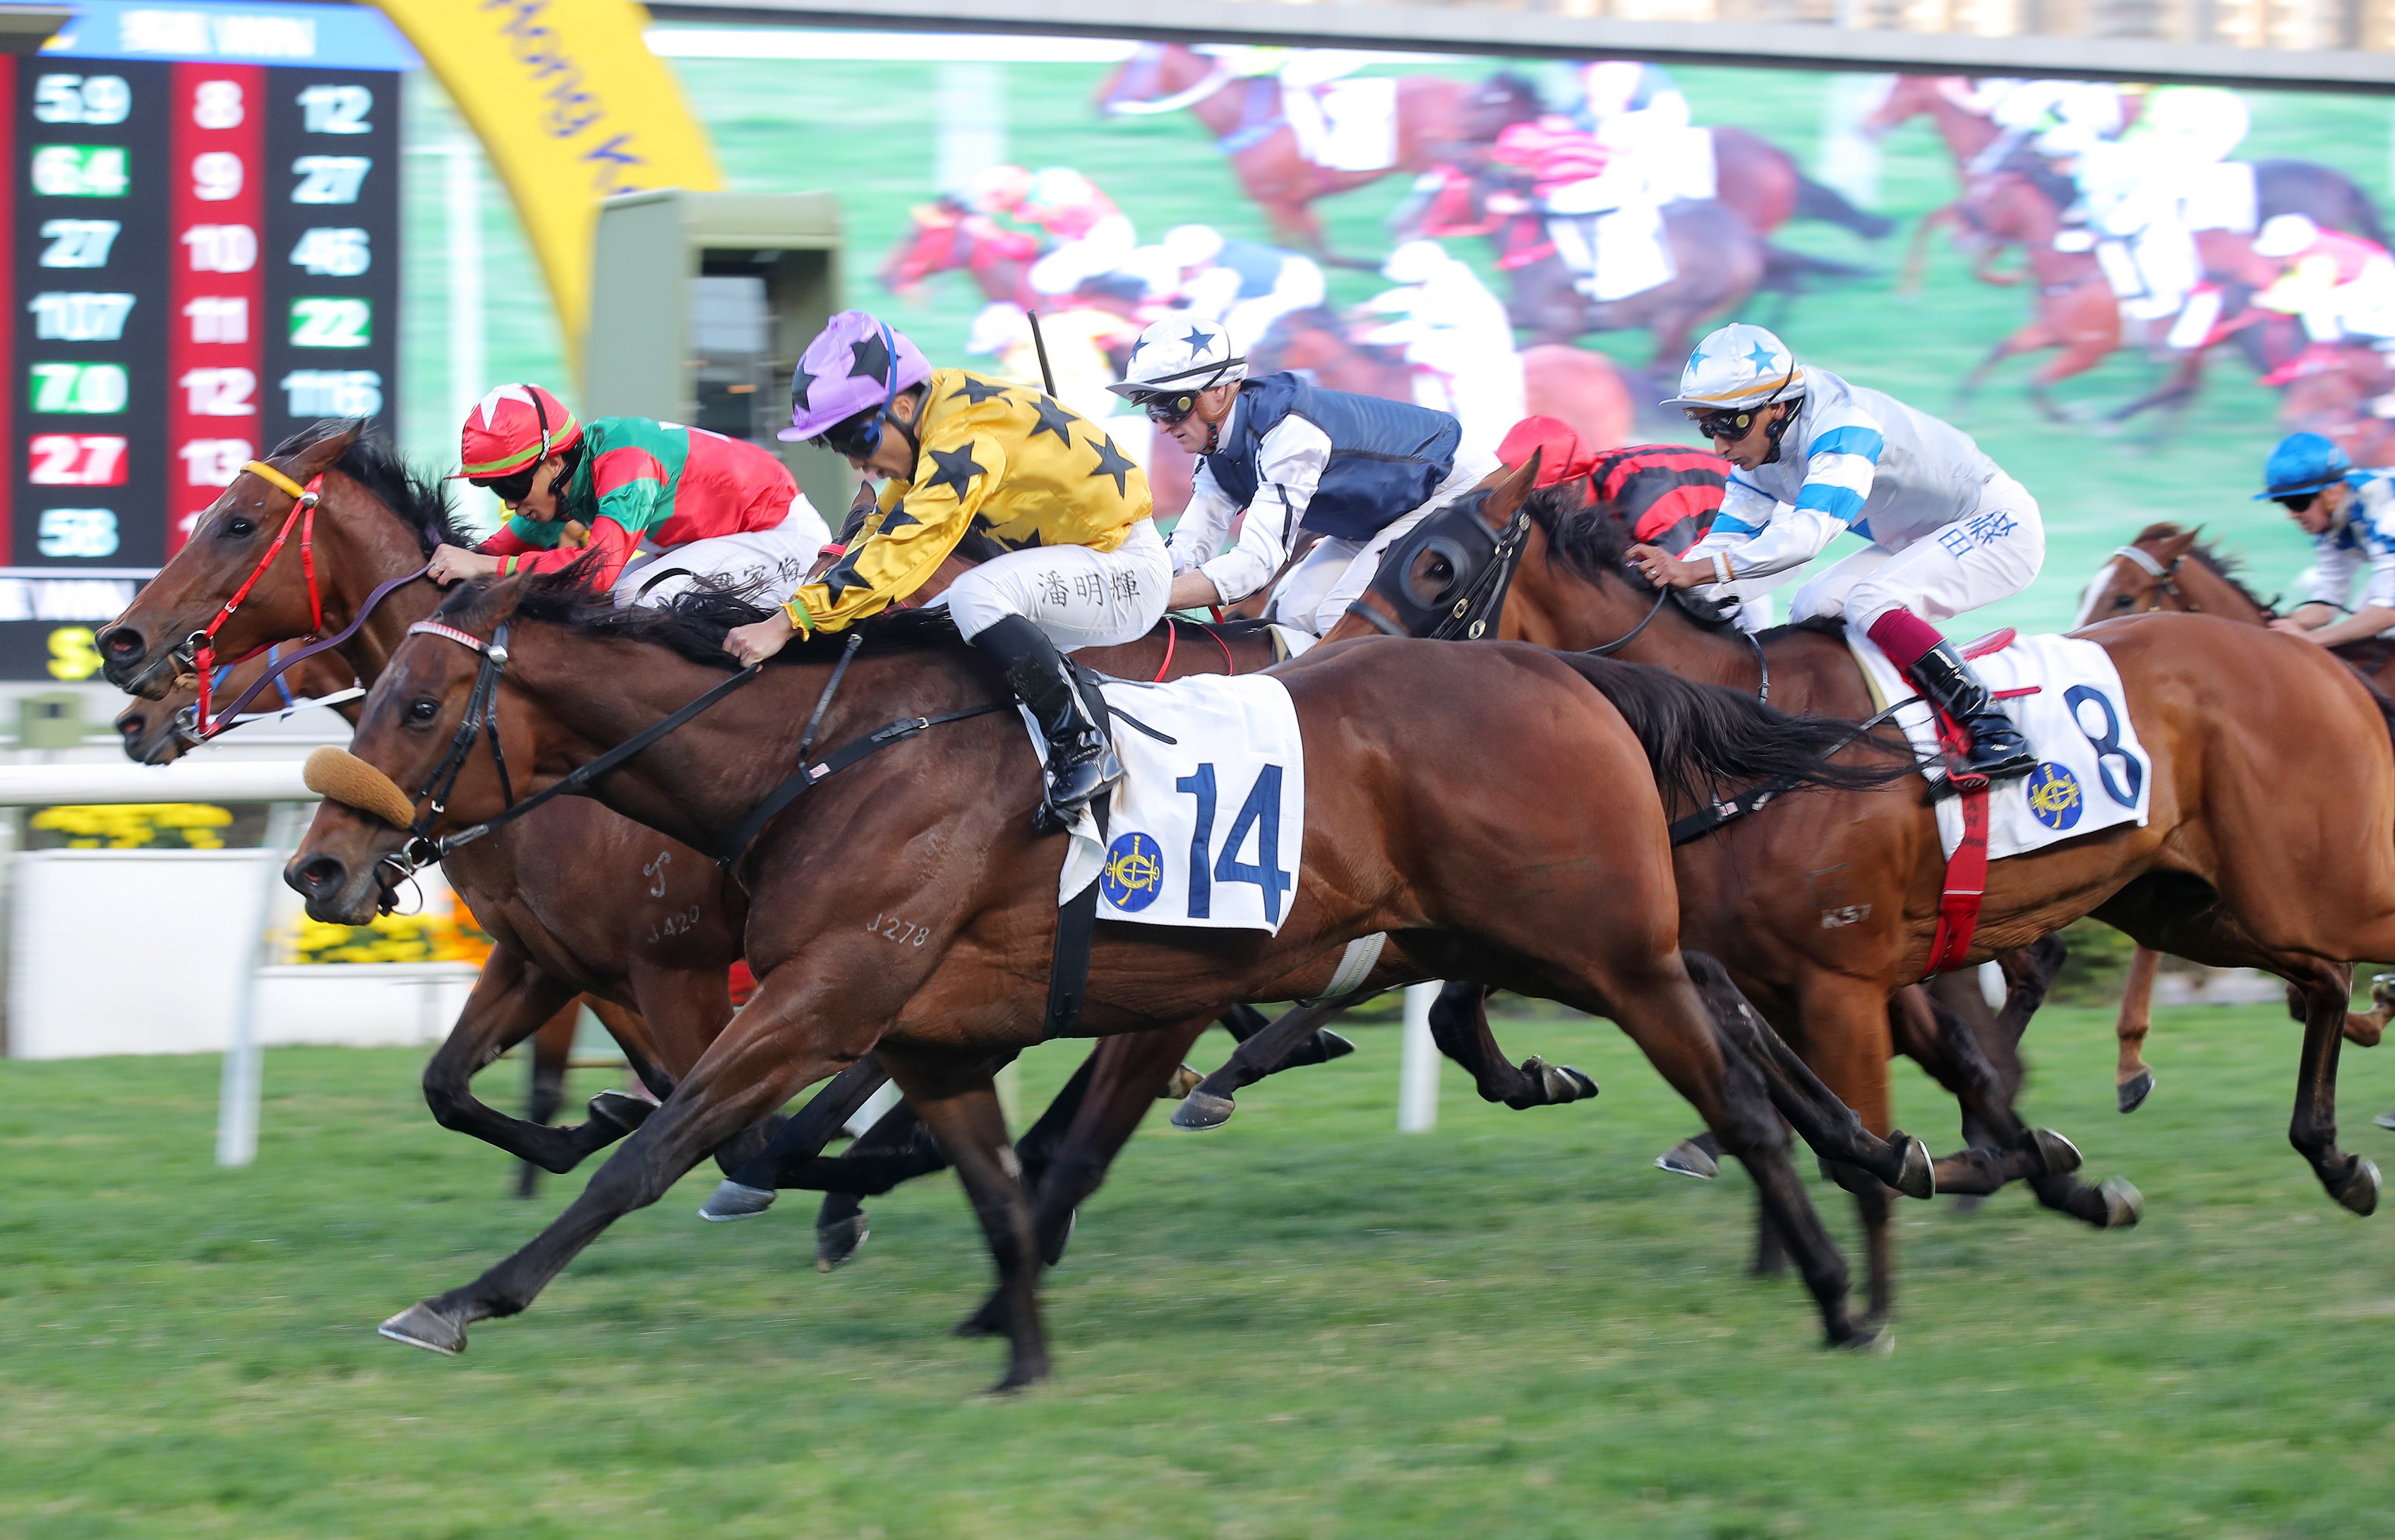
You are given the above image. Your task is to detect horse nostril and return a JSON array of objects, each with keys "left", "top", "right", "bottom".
[
  {"left": 293, "top": 855, "right": 347, "bottom": 895},
  {"left": 99, "top": 626, "right": 143, "bottom": 659}
]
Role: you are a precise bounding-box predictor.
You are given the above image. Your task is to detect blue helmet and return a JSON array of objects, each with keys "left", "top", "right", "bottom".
[{"left": 2255, "top": 431, "right": 2352, "bottom": 500}]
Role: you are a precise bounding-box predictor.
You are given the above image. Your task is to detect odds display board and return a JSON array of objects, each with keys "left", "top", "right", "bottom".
[{"left": 0, "top": 1, "right": 415, "bottom": 680}]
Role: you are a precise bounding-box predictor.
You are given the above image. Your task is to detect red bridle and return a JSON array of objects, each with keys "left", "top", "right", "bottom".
[{"left": 189, "top": 459, "right": 324, "bottom": 738}]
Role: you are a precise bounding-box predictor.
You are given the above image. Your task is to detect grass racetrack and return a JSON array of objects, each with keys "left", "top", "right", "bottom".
[{"left": 7, "top": 1000, "right": 2395, "bottom": 1538}]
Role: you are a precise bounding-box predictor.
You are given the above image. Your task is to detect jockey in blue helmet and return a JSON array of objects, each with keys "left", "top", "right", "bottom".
[{"left": 2256, "top": 431, "right": 2395, "bottom": 647}]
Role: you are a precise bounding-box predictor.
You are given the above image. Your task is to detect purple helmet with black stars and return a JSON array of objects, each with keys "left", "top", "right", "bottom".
[{"left": 781, "top": 309, "right": 934, "bottom": 443}]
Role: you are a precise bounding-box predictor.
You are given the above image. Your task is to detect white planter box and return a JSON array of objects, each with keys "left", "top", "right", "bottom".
[{"left": 7, "top": 847, "right": 475, "bottom": 1059}]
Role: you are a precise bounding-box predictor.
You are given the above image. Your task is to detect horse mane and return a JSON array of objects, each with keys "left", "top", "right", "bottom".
[
  {"left": 269, "top": 420, "right": 477, "bottom": 555},
  {"left": 434, "top": 566, "right": 967, "bottom": 672},
  {"left": 1524, "top": 482, "right": 1846, "bottom": 644},
  {"left": 1475, "top": 70, "right": 1544, "bottom": 118},
  {"left": 2131, "top": 520, "right": 2276, "bottom": 613}
]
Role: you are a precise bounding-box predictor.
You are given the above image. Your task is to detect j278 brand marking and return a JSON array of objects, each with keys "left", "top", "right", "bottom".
[{"left": 869, "top": 913, "right": 931, "bottom": 947}]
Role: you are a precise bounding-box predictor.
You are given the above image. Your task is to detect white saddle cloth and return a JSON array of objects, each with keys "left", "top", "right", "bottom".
[
  {"left": 1284, "top": 78, "right": 1398, "bottom": 173},
  {"left": 1850, "top": 631, "right": 2152, "bottom": 862},
  {"left": 1031, "top": 673, "right": 1307, "bottom": 933}
]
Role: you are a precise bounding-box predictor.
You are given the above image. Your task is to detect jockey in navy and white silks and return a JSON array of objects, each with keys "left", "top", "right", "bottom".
[
  {"left": 1631, "top": 322, "right": 2043, "bottom": 786},
  {"left": 2256, "top": 431, "right": 2395, "bottom": 647},
  {"left": 1110, "top": 315, "right": 1497, "bottom": 637}
]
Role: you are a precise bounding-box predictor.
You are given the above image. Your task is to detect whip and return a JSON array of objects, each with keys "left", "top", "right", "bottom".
[{"left": 1026, "top": 307, "right": 1060, "bottom": 400}]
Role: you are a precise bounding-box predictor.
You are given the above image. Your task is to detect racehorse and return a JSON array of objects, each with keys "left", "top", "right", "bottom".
[
  {"left": 1093, "top": 44, "right": 1467, "bottom": 263},
  {"left": 288, "top": 538, "right": 1940, "bottom": 1384},
  {"left": 2276, "top": 343, "right": 2395, "bottom": 472},
  {"left": 1250, "top": 306, "right": 1635, "bottom": 450},
  {"left": 878, "top": 198, "right": 1040, "bottom": 309},
  {"left": 1326, "top": 475, "right": 2395, "bottom": 1317},
  {"left": 1866, "top": 75, "right": 2389, "bottom": 284},
  {"left": 1449, "top": 71, "right": 1893, "bottom": 243},
  {"left": 2074, "top": 522, "right": 2395, "bottom": 1110},
  {"left": 1949, "top": 171, "right": 2286, "bottom": 425}
]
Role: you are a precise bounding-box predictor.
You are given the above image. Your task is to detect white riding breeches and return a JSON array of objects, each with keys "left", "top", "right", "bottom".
[
  {"left": 937, "top": 517, "right": 1172, "bottom": 651},
  {"left": 1789, "top": 472, "right": 2045, "bottom": 636},
  {"left": 610, "top": 499, "right": 833, "bottom": 609},
  {"left": 1266, "top": 450, "right": 1500, "bottom": 637}
]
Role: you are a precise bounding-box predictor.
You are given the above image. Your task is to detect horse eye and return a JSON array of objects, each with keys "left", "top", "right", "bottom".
[
  {"left": 406, "top": 698, "right": 440, "bottom": 724},
  {"left": 222, "top": 516, "right": 254, "bottom": 538},
  {"left": 2113, "top": 594, "right": 2134, "bottom": 609}
]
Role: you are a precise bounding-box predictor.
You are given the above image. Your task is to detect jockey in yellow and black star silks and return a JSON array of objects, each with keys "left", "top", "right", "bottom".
[{"left": 724, "top": 309, "right": 1169, "bottom": 833}]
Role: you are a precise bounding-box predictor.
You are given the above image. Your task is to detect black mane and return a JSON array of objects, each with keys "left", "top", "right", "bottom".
[
  {"left": 270, "top": 420, "right": 478, "bottom": 554},
  {"left": 2130, "top": 520, "right": 2275, "bottom": 614},
  {"left": 1523, "top": 482, "right": 1837, "bottom": 643},
  {"left": 434, "top": 567, "right": 966, "bottom": 672}
]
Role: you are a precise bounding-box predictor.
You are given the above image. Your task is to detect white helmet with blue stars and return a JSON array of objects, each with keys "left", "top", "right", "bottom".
[
  {"left": 1660, "top": 322, "right": 1804, "bottom": 414},
  {"left": 1106, "top": 315, "right": 1245, "bottom": 403}
]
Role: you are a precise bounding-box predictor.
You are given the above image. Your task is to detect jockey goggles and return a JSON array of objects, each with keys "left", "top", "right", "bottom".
[
  {"left": 1683, "top": 370, "right": 1802, "bottom": 449},
  {"left": 1132, "top": 388, "right": 1202, "bottom": 427},
  {"left": 2275, "top": 491, "right": 2324, "bottom": 513},
  {"left": 810, "top": 322, "right": 905, "bottom": 461}
]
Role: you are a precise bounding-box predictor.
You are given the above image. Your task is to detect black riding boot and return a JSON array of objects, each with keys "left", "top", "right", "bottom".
[
  {"left": 971, "top": 614, "right": 1120, "bottom": 834},
  {"left": 1906, "top": 640, "right": 2037, "bottom": 788}
]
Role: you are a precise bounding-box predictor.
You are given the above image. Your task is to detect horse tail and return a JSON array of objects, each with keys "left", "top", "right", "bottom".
[
  {"left": 1757, "top": 243, "right": 1876, "bottom": 295},
  {"left": 1549, "top": 652, "right": 1921, "bottom": 812},
  {"left": 1792, "top": 175, "right": 1896, "bottom": 240}
]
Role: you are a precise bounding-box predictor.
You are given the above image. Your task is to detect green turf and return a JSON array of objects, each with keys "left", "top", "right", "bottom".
[
  {"left": 399, "top": 51, "right": 2391, "bottom": 631},
  {"left": 8, "top": 1000, "right": 2395, "bottom": 1538}
]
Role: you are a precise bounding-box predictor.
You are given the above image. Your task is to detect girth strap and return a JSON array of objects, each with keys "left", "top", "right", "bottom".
[{"left": 712, "top": 702, "right": 1010, "bottom": 871}]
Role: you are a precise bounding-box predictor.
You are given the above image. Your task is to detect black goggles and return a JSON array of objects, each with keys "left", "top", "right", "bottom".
[
  {"left": 473, "top": 465, "right": 539, "bottom": 505},
  {"left": 2274, "top": 491, "right": 2322, "bottom": 513},
  {"left": 812, "top": 410, "right": 885, "bottom": 461},
  {"left": 1687, "top": 406, "right": 1761, "bottom": 441},
  {"left": 1135, "top": 389, "right": 1200, "bottom": 427}
]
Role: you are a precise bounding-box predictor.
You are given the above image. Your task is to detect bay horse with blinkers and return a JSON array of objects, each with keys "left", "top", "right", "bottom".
[{"left": 1328, "top": 465, "right": 2395, "bottom": 1322}]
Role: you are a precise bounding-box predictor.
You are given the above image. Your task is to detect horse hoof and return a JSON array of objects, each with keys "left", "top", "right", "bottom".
[
  {"left": 1171, "top": 1090, "right": 1236, "bottom": 1130},
  {"left": 2372, "top": 973, "right": 2395, "bottom": 1016},
  {"left": 1161, "top": 1064, "right": 1202, "bottom": 1100},
  {"left": 1041, "top": 1208, "right": 1078, "bottom": 1269},
  {"left": 2337, "top": 1159, "right": 2382, "bottom": 1217},
  {"left": 815, "top": 1212, "right": 869, "bottom": 1271},
  {"left": 1834, "top": 1320, "right": 1894, "bottom": 1355},
  {"left": 2031, "top": 1127, "right": 2083, "bottom": 1177},
  {"left": 1890, "top": 1130, "right": 1937, "bottom": 1200},
  {"left": 987, "top": 1361, "right": 1049, "bottom": 1396},
  {"left": 954, "top": 1294, "right": 1006, "bottom": 1339},
  {"left": 699, "top": 1180, "right": 777, "bottom": 1223},
  {"left": 588, "top": 1090, "right": 655, "bottom": 1134},
  {"left": 2099, "top": 1175, "right": 2144, "bottom": 1228},
  {"left": 1655, "top": 1138, "right": 1719, "bottom": 1180},
  {"left": 2373, "top": 1105, "right": 2395, "bottom": 1132},
  {"left": 378, "top": 1302, "right": 467, "bottom": 1356},
  {"left": 1318, "top": 1029, "right": 1357, "bottom": 1062},
  {"left": 2117, "top": 1069, "right": 2155, "bottom": 1114},
  {"left": 1536, "top": 1059, "right": 1599, "bottom": 1104}
]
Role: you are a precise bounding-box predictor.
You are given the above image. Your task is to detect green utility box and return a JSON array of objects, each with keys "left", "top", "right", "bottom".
[
  {"left": 584, "top": 190, "right": 847, "bottom": 516},
  {"left": 17, "top": 691, "right": 83, "bottom": 748}
]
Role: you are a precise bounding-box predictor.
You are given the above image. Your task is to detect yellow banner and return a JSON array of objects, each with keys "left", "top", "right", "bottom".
[{"left": 371, "top": 0, "right": 720, "bottom": 364}]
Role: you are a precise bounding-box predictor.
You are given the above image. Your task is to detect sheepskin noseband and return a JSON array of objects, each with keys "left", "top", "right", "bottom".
[{"left": 303, "top": 744, "right": 418, "bottom": 830}]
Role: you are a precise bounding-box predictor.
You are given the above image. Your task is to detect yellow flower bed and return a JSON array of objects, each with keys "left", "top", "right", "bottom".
[
  {"left": 282, "top": 903, "right": 494, "bottom": 967},
  {"left": 31, "top": 802, "right": 234, "bottom": 850}
]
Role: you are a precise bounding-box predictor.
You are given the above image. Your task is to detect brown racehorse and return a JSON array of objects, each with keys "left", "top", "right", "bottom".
[
  {"left": 291, "top": 547, "right": 1940, "bottom": 1384},
  {"left": 91, "top": 425, "right": 1284, "bottom": 1193},
  {"left": 2074, "top": 522, "right": 2395, "bottom": 1111},
  {"left": 1327, "top": 478, "right": 2395, "bottom": 1320},
  {"left": 877, "top": 198, "right": 1040, "bottom": 310},
  {"left": 1951, "top": 171, "right": 2287, "bottom": 425},
  {"left": 1093, "top": 44, "right": 1466, "bottom": 263},
  {"left": 1250, "top": 306, "right": 1635, "bottom": 450},
  {"left": 1448, "top": 71, "right": 1893, "bottom": 243},
  {"left": 2278, "top": 343, "right": 2395, "bottom": 472}
]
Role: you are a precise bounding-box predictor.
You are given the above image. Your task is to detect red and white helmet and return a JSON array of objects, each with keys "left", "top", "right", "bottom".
[{"left": 458, "top": 383, "right": 582, "bottom": 482}]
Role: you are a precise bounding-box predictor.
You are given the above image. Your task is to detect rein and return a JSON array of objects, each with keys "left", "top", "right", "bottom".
[
  {"left": 188, "top": 461, "right": 323, "bottom": 737},
  {"left": 1580, "top": 586, "right": 1671, "bottom": 656},
  {"left": 1104, "top": 62, "right": 1234, "bottom": 116},
  {"left": 1667, "top": 698, "right": 1914, "bottom": 846}
]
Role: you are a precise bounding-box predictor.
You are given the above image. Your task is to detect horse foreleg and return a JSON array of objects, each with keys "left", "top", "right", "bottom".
[
  {"left": 1027, "top": 1024, "right": 1209, "bottom": 1268},
  {"left": 1899, "top": 205, "right": 1951, "bottom": 296},
  {"left": 882, "top": 1047, "right": 1050, "bottom": 1393},
  {"left": 1172, "top": 998, "right": 1357, "bottom": 1129},
  {"left": 1424, "top": 979, "right": 1599, "bottom": 1109},
  {"left": 421, "top": 950, "right": 637, "bottom": 1173},
  {"left": 693, "top": 1051, "right": 892, "bottom": 1223},
  {"left": 1888, "top": 983, "right": 2098, "bottom": 1208},
  {"left": 2116, "top": 947, "right": 2161, "bottom": 1111},
  {"left": 515, "top": 1000, "right": 581, "bottom": 1199},
  {"left": 2286, "top": 959, "right": 2382, "bottom": 1216},
  {"left": 377, "top": 986, "right": 873, "bottom": 1358}
]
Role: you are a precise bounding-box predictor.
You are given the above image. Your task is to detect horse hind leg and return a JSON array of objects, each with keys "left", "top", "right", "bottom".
[
  {"left": 2116, "top": 947, "right": 2162, "bottom": 1112},
  {"left": 2286, "top": 959, "right": 2382, "bottom": 1216},
  {"left": 421, "top": 951, "right": 637, "bottom": 1175},
  {"left": 515, "top": 1000, "right": 581, "bottom": 1199},
  {"left": 1172, "top": 998, "right": 1358, "bottom": 1130}
]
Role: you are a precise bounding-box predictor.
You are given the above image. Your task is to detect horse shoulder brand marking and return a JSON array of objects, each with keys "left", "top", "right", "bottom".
[
  {"left": 867, "top": 912, "right": 932, "bottom": 947},
  {"left": 643, "top": 850, "right": 672, "bottom": 896},
  {"left": 645, "top": 904, "right": 700, "bottom": 944},
  {"left": 1820, "top": 903, "right": 1871, "bottom": 929}
]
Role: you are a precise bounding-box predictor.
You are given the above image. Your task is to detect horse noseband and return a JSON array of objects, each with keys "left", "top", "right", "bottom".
[{"left": 372, "top": 619, "right": 519, "bottom": 897}]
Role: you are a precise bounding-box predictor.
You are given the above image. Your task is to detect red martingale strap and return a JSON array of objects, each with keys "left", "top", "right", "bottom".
[
  {"left": 1152, "top": 616, "right": 1178, "bottom": 683},
  {"left": 1924, "top": 785, "right": 1990, "bottom": 976},
  {"left": 191, "top": 462, "right": 325, "bottom": 737}
]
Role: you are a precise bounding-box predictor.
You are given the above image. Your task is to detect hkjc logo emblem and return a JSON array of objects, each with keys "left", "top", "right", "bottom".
[
  {"left": 1100, "top": 831, "right": 1165, "bottom": 911},
  {"left": 2025, "top": 761, "right": 2083, "bottom": 831}
]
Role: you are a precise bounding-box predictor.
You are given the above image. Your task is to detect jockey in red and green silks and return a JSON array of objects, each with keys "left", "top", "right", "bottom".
[{"left": 429, "top": 383, "right": 831, "bottom": 608}]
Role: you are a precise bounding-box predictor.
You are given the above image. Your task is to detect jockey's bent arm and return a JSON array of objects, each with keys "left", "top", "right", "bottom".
[
  {"left": 1685, "top": 416, "right": 1886, "bottom": 583},
  {"left": 1169, "top": 416, "right": 1331, "bottom": 604},
  {"left": 2307, "top": 534, "right": 2363, "bottom": 612},
  {"left": 787, "top": 437, "right": 1007, "bottom": 631},
  {"left": 478, "top": 446, "right": 675, "bottom": 587}
]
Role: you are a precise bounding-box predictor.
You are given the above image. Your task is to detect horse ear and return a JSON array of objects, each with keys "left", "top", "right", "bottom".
[
  {"left": 282, "top": 421, "right": 363, "bottom": 481},
  {"left": 2157, "top": 525, "right": 2202, "bottom": 563},
  {"left": 1478, "top": 451, "right": 1539, "bottom": 533}
]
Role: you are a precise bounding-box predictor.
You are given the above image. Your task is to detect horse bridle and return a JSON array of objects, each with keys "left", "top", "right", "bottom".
[
  {"left": 2108, "top": 542, "right": 2187, "bottom": 610},
  {"left": 171, "top": 460, "right": 436, "bottom": 747},
  {"left": 1347, "top": 501, "right": 1534, "bottom": 641}
]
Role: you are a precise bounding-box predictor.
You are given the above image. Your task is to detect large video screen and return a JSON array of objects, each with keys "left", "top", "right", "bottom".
[{"left": 439, "top": 32, "right": 2395, "bottom": 638}]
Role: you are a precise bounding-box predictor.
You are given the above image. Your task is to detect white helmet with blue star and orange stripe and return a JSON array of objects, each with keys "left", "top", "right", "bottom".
[
  {"left": 1105, "top": 314, "right": 1245, "bottom": 418},
  {"left": 1660, "top": 323, "right": 1804, "bottom": 415}
]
